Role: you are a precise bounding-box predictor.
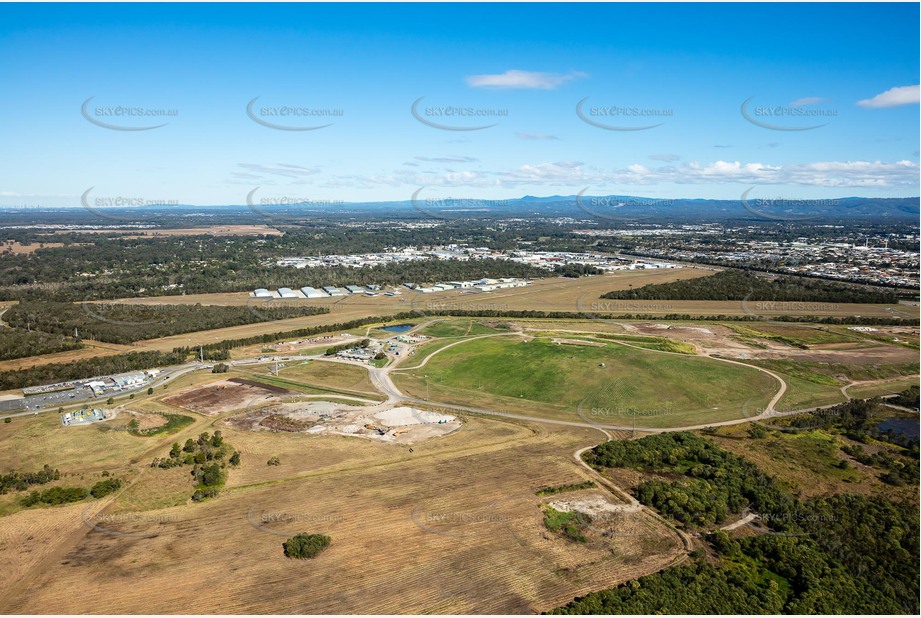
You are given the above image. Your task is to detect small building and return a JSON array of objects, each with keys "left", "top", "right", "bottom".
[
  {"left": 322, "top": 286, "right": 346, "bottom": 296},
  {"left": 345, "top": 285, "right": 366, "bottom": 294},
  {"left": 278, "top": 287, "right": 298, "bottom": 299},
  {"left": 253, "top": 288, "right": 273, "bottom": 298}
]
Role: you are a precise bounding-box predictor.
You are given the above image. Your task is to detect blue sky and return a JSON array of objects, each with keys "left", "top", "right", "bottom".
[{"left": 0, "top": 2, "right": 918, "bottom": 206}]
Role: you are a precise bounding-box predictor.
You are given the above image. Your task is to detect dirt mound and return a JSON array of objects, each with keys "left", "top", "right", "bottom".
[
  {"left": 259, "top": 414, "right": 312, "bottom": 432},
  {"left": 165, "top": 379, "right": 289, "bottom": 415},
  {"left": 126, "top": 411, "right": 168, "bottom": 430}
]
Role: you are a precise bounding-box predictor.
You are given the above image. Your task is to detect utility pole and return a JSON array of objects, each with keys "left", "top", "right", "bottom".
[{"left": 199, "top": 345, "right": 204, "bottom": 363}]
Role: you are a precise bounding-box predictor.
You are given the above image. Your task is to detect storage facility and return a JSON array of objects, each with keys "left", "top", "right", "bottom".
[
  {"left": 300, "top": 286, "right": 328, "bottom": 298},
  {"left": 278, "top": 287, "right": 298, "bottom": 299}
]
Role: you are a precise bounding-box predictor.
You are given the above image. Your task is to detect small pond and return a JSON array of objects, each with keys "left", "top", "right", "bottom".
[{"left": 380, "top": 324, "right": 414, "bottom": 333}]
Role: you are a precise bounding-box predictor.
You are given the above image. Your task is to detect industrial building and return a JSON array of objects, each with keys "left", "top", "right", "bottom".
[
  {"left": 300, "top": 286, "right": 328, "bottom": 298},
  {"left": 253, "top": 288, "right": 273, "bottom": 298},
  {"left": 112, "top": 372, "right": 146, "bottom": 388},
  {"left": 278, "top": 287, "right": 298, "bottom": 299},
  {"left": 322, "top": 286, "right": 346, "bottom": 296}
]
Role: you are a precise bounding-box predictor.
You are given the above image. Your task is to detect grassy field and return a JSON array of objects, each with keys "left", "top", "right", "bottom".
[
  {"left": 748, "top": 358, "right": 918, "bottom": 385},
  {"left": 419, "top": 320, "right": 506, "bottom": 338},
  {"left": 393, "top": 336, "right": 778, "bottom": 428},
  {"left": 0, "top": 418, "right": 684, "bottom": 614},
  {"left": 726, "top": 323, "right": 860, "bottom": 348},
  {"left": 245, "top": 359, "right": 382, "bottom": 399},
  {"left": 708, "top": 425, "right": 918, "bottom": 502},
  {"left": 846, "top": 376, "right": 920, "bottom": 400}
]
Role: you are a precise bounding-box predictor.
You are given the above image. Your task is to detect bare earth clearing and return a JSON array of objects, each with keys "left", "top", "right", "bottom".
[{"left": 163, "top": 378, "right": 290, "bottom": 415}]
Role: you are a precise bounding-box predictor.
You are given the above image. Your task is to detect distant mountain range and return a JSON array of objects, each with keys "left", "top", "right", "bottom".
[
  {"left": 2, "top": 195, "right": 918, "bottom": 222},
  {"left": 332, "top": 194, "right": 921, "bottom": 221}
]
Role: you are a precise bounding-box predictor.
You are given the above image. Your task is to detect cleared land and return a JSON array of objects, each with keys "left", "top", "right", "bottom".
[
  {"left": 43, "top": 225, "right": 283, "bottom": 237},
  {"left": 163, "top": 378, "right": 290, "bottom": 416},
  {"left": 1, "top": 241, "right": 67, "bottom": 254},
  {"left": 0, "top": 416, "right": 684, "bottom": 614}
]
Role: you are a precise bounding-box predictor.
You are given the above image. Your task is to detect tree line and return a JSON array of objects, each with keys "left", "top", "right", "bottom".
[
  {"left": 0, "top": 328, "right": 83, "bottom": 362},
  {"left": 601, "top": 269, "right": 900, "bottom": 303},
  {"left": 0, "top": 464, "right": 60, "bottom": 494},
  {"left": 6, "top": 301, "right": 329, "bottom": 344},
  {"left": 20, "top": 478, "right": 122, "bottom": 507}
]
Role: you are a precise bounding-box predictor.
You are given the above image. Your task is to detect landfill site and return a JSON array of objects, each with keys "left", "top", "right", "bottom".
[{"left": 224, "top": 400, "right": 461, "bottom": 444}]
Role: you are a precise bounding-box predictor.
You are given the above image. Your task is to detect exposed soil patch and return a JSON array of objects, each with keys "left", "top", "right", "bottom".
[
  {"left": 225, "top": 402, "right": 461, "bottom": 444},
  {"left": 164, "top": 379, "right": 289, "bottom": 415}
]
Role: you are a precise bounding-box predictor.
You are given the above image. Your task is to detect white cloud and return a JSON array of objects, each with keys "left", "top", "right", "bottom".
[
  {"left": 414, "top": 156, "right": 478, "bottom": 163},
  {"left": 465, "top": 70, "right": 586, "bottom": 90},
  {"left": 857, "top": 85, "right": 920, "bottom": 108},
  {"left": 236, "top": 163, "right": 320, "bottom": 179},
  {"left": 789, "top": 97, "right": 828, "bottom": 107},
  {"left": 340, "top": 159, "right": 918, "bottom": 190},
  {"left": 515, "top": 132, "right": 560, "bottom": 140}
]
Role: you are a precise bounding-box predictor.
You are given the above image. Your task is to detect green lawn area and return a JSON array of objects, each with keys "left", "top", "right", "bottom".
[
  {"left": 746, "top": 358, "right": 918, "bottom": 385},
  {"left": 241, "top": 364, "right": 384, "bottom": 402},
  {"left": 738, "top": 358, "right": 919, "bottom": 411},
  {"left": 847, "top": 377, "right": 920, "bottom": 400},
  {"left": 242, "top": 373, "right": 384, "bottom": 401},
  {"left": 393, "top": 336, "right": 778, "bottom": 428},
  {"left": 418, "top": 319, "right": 504, "bottom": 338},
  {"left": 771, "top": 373, "right": 846, "bottom": 411}
]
